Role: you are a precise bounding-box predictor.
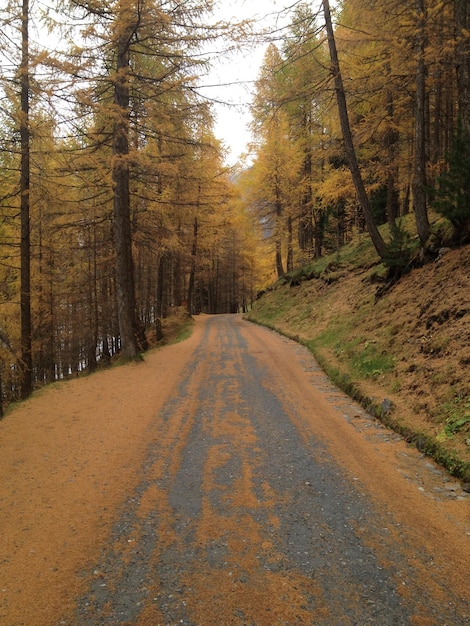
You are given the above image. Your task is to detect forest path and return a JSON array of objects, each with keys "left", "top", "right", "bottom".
[{"left": 0, "top": 314, "right": 469, "bottom": 625}]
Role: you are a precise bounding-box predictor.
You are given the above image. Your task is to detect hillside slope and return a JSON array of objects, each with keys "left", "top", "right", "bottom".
[{"left": 247, "top": 243, "right": 470, "bottom": 482}]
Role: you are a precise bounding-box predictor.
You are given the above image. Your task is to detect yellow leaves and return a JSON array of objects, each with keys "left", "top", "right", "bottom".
[{"left": 316, "top": 166, "right": 354, "bottom": 206}]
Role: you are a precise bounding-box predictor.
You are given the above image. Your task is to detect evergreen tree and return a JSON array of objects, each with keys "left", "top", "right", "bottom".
[{"left": 432, "top": 121, "right": 470, "bottom": 242}]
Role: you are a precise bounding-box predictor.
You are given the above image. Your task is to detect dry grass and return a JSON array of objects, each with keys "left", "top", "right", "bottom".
[{"left": 247, "top": 243, "right": 470, "bottom": 477}]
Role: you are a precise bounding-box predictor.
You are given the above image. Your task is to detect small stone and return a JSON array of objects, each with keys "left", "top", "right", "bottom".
[
  {"left": 381, "top": 398, "right": 394, "bottom": 417},
  {"left": 462, "top": 483, "right": 470, "bottom": 493}
]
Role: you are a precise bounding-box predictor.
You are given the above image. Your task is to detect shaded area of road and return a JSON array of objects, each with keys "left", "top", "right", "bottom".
[{"left": 70, "top": 315, "right": 469, "bottom": 625}]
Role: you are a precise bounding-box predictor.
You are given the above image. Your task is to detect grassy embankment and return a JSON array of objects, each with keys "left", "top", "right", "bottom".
[{"left": 246, "top": 219, "right": 470, "bottom": 483}]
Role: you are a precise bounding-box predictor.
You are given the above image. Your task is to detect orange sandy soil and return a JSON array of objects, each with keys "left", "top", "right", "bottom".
[
  {"left": 0, "top": 323, "right": 201, "bottom": 626},
  {"left": 0, "top": 314, "right": 469, "bottom": 625}
]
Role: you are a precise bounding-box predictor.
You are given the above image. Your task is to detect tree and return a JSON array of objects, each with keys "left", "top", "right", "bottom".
[
  {"left": 432, "top": 120, "right": 470, "bottom": 242},
  {"left": 111, "top": 0, "right": 146, "bottom": 359},
  {"left": 322, "top": 0, "right": 388, "bottom": 259},
  {"left": 0, "top": 0, "right": 263, "bottom": 412},
  {"left": 455, "top": 0, "right": 470, "bottom": 132},
  {"left": 58, "top": 0, "right": 223, "bottom": 354},
  {"left": 19, "top": 0, "right": 33, "bottom": 396}
]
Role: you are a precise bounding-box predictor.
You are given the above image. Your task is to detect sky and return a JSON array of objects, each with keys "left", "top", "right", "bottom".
[{"left": 199, "top": 0, "right": 321, "bottom": 166}]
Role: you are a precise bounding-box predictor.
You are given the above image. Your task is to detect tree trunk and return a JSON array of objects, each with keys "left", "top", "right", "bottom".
[
  {"left": 313, "top": 209, "right": 325, "bottom": 258},
  {"left": 299, "top": 149, "right": 314, "bottom": 256},
  {"left": 384, "top": 63, "right": 400, "bottom": 231},
  {"left": 187, "top": 216, "right": 198, "bottom": 315},
  {"left": 155, "top": 254, "right": 165, "bottom": 341},
  {"left": 455, "top": 0, "right": 470, "bottom": 132},
  {"left": 275, "top": 186, "right": 285, "bottom": 277},
  {"left": 20, "top": 0, "right": 32, "bottom": 398},
  {"left": 287, "top": 215, "right": 293, "bottom": 273},
  {"left": 322, "top": 0, "right": 388, "bottom": 259},
  {"left": 112, "top": 6, "right": 145, "bottom": 359},
  {"left": 413, "top": 0, "right": 431, "bottom": 246},
  {"left": 87, "top": 217, "right": 98, "bottom": 372}
]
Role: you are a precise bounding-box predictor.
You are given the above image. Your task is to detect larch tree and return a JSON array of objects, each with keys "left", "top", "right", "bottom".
[
  {"left": 321, "top": 0, "right": 388, "bottom": 259},
  {"left": 333, "top": 0, "right": 405, "bottom": 231},
  {"left": 58, "top": 0, "right": 221, "bottom": 357},
  {"left": 0, "top": 0, "right": 260, "bottom": 411},
  {"left": 250, "top": 44, "right": 302, "bottom": 277},
  {"left": 110, "top": 0, "right": 146, "bottom": 359},
  {"left": 282, "top": 3, "right": 330, "bottom": 258},
  {"left": 335, "top": 0, "right": 461, "bottom": 247},
  {"left": 248, "top": 120, "right": 301, "bottom": 277}
]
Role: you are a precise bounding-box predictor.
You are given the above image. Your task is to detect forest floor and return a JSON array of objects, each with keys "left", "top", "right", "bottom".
[
  {"left": 247, "top": 241, "right": 470, "bottom": 480},
  {"left": 0, "top": 314, "right": 469, "bottom": 625}
]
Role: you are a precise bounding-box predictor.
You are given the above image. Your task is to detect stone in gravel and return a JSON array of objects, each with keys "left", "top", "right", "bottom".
[{"left": 381, "top": 398, "right": 394, "bottom": 417}]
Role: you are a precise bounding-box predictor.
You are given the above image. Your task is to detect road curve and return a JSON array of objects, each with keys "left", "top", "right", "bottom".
[{"left": 71, "top": 314, "right": 469, "bottom": 625}]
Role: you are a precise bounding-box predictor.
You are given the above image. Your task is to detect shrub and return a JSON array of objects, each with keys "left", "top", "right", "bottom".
[{"left": 382, "top": 220, "right": 417, "bottom": 277}]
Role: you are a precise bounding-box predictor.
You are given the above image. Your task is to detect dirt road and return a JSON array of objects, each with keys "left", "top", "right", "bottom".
[{"left": 1, "top": 314, "right": 469, "bottom": 625}]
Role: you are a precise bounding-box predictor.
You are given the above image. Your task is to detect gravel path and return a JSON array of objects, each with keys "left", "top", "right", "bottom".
[{"left": 68, "top": 314, "right": 469, "bottom": 625}]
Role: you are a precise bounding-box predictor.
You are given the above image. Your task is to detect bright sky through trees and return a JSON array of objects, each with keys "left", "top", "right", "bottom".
[
  {"left": 203, "top": 0, "right": 323, "bottom": 165},
  {"left": 22, "top": 0, "right": 320, "bottom": 166}
]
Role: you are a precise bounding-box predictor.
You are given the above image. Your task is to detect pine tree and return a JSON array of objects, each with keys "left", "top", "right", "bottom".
[{"left": 432, "top": 121, "right": 470, "bottom": 242}]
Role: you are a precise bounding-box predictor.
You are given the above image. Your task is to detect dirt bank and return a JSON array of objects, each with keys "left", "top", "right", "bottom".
[{"left": 247, "top": 244, "right": 470, "bottom": 476}]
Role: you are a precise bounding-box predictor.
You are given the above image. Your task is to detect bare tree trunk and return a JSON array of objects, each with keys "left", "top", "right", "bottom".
[
  {"left": 299, "top": 148, "right": 314, "bottom": 256},
  {"left": 455, "top": 0, "right": 470, "bottom": 132},
  {"left": 384, "top": 62, "right": 400, "bottom": 232},
  {"left": 87, "top": 216, "right": 98, "bottom": 372},
  {"left": 187, "top": 216, "right": 198, "bottom": 315},
  {"left": 20, "top": 0, "right": 32, "bottom": 398},
  {"left": 413, "top": 0, "right": 431, "bottom": 246},
  {"left": 287, "top": 215, "right": 293, "bottom": 273},
  {"left": 322, "top": 0, "right": 388, "bottom": 259},
  {"left": 275, "top": 187, "right": 285, "bottom": 278},
  {"left": 155, "top": 254, "right": 166, "bottom": 341}
]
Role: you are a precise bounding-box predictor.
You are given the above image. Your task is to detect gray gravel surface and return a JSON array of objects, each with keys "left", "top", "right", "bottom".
[{"left": 68, "top": 314, "right": 469, "bottom": 625}]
